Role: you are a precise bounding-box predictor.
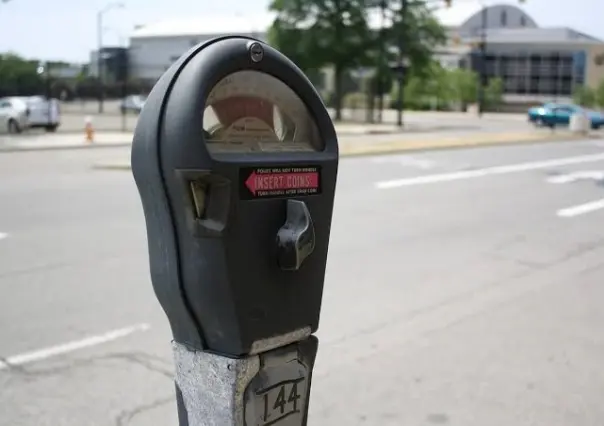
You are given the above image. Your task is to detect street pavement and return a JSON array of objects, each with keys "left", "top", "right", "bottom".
[{"left": 1, "top": 139, "right": 604, "bottom": 425}]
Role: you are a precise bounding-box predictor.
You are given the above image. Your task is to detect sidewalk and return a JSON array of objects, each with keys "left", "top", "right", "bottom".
[
  {"left": 0, "top": 123, "right": 455, "bottom": 152},
  {"left": 339, "top": 129, "right": 596, "bottom": 157},
  {"left": 0, "top": 132, "right": 132, "bottom": 152}
]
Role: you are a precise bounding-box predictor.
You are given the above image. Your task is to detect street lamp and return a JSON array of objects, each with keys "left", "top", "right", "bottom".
[
  {"left": 476, "top": 0, "right": 487, "bottom": 117},
  {"left": 97, "top": 1, "right": 124, "bottom": 113},
  {"left": 394, "top": 0, "right": 450, "bottom": 127},
  {"left": 443, "top": 0, "right": 489, "bottom": 116},
  {"left": 37, "top": 62, "right": 50, "bottom": 100},
  {"left": 394, "top": 0, "right": 409, "bottom": 128},
  {"left": 37, "top": 62, "right": 53, "bottom": 126}
]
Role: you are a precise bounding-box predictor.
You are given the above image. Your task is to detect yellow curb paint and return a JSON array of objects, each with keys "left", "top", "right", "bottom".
[{"left": 339, "top": 132, "right": 584, "bottom": 157}]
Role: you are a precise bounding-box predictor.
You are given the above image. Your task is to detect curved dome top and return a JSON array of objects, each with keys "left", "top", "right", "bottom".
[
  {"left": 434, "top": 1, "right": 537, "bottom": 31},
  {"left": 434, "top": 1, "right": 484, "bottom": 27}
]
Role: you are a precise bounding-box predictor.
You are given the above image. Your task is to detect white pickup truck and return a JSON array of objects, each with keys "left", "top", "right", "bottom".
[{"left": 22, "top": 96, "right": 61, "bottom": 132}]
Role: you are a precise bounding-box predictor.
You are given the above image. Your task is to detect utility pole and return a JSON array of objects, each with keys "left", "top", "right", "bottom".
[
  {"left": 376, "top": 0, "right": 386, "bottom": 123},
  {"left": 477, "top": 4, "right": 487, "bottom": 117},
  {"left": 37, "top": 62, "right": 52, "bottom": 127},
  {"left": 97, "top": 2, "right": 124, "bottom": 114},
  {"left": 97, "top": 11, "right": 104, "bottom": 113},
  {"left": 396, "top": 0, "right": 408, "bottom": 127}
]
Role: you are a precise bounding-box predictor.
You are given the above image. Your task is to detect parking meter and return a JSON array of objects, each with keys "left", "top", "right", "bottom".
[{"left": 131, "top": 36, "right": 338, "bottom": 426}]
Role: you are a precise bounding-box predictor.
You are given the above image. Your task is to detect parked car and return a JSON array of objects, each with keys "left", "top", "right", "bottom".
[
  {"left": 19, "top": 96, "right": 61, "bottom": 132},
  {"left": 528, "top": 102, "right": 604, "bottom": 129},
  {"left": 0, "top": 97, "right": 30, "bottom": 134},
  {"left": 120, "top": 95, "right": 146, "bottom": 114}
]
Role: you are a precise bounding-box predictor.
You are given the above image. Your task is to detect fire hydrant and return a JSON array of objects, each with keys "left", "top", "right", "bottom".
[{"left": 85, "top": 116, "right": 94, "bottom": 143}]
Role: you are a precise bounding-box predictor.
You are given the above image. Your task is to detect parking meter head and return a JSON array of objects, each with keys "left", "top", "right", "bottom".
[{"left": 131, "top": 37, "right": 338, "bottom": 356}]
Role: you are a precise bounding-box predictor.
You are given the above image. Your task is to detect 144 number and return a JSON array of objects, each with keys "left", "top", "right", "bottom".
[{"left": 261, "top": 380, "right": 302, "bottom": 424}]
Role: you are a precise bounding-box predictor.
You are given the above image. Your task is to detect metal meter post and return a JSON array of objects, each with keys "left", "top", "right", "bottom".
[{"left": 131, "top": 36, "right": 339, "bottom": 426}]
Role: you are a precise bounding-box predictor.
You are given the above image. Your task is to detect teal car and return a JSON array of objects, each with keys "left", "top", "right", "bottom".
[{"left": 527, "top": 103, "right": 604, "bottom": 129}]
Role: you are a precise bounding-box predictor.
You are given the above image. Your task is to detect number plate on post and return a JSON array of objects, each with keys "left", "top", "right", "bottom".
[{"left": 244, "top": 359, "right": 309, "bottom": 426}]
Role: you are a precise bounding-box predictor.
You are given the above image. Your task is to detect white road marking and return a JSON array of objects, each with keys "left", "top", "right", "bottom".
[
  {"left": 376, "top": 153, "right": 604, "bottom": 189},
  {"left": 547, "top": 171, "right": 604, "bottom": 184},
  {"left": 557, "top": 199, "right": 604, "bottom": 218},
  {"left": 0, "top": 232, "right": 7, "bottom": 240},
  {"left": 372, "top": 155, "right": 436, "bottom": 169},
  {"left": 0, "top": 323, "right": 150, "bottom": 370}
]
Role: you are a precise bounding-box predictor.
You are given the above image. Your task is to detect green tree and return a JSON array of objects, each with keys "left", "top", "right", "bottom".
[
  {"left": 424, "top": 62, "right": 453, "bottom": 108},
  {"left": 447, "top": 68, "right": 479, "bottom": 107},
  {"left": 595, "top": 79, "right": 604, "bottom": 109},
  {"left": 374, "top": 0, "right": 446, "bottom": 114},
  {"left": 403, "top": 75, "right": 424, "bottom": 109},
  {"left": 573, "top": 84, "right": 596, "bottom": 107},
  {"left": 268, "top": 0, "right": 373, "bottom": 120},
  {"left": 384, "top": 0, "right": 447, "bottom": 79},
  {"left": 389, "top": 74, "right": 426, "bottom": 109},
  {"left": 0, "top": 53, "right": 43, "bottom": 95},
  {"left": 389, "top": 61, "right": 452, "bottom": 110},
  {"left": 485, "top": 77, "right": 504, "bottom": 110},
  {"left": 266, "top": 25, "right": 316, "bottom": 73}
]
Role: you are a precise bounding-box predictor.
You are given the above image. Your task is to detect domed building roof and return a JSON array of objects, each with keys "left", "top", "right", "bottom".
[
  {"left": 434, "top": 1, "right": 484, "bottom": 27},
  {"left": 434, "top": 1, "right": 537, "bottom": 30},
  {"left": 129, "top": 2, "right": 546, "bottom": 43}
]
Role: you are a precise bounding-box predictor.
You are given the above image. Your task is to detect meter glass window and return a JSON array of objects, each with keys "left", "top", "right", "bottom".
[{"left": 203, "top": 71, "right": 323, "bottom": 154}]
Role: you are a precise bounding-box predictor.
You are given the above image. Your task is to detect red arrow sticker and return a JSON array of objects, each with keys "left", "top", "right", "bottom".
[{"left": 241, "top": 166, "right": 321, "bottom": 199}]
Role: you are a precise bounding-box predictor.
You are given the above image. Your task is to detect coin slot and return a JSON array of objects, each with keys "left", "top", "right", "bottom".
[
  {"left": 180, "top": 171, "right": 231, "bottom": 236},
  {"left": 190, "top": 180, "right": 209, "bottom": 219}
]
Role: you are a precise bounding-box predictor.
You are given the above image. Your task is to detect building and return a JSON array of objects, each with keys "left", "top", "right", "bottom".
[
  {"left": 434, "top": 1, "right": 604, "bottom": 104},
  {"left": 89, "top": 46, "right": 129, "bottom": 84},
  {"left": 123, "top": 3, "right": 604, "bottom": 104},
  {"left": 128, "top": 15, "right": 272, "bottom": 82}
]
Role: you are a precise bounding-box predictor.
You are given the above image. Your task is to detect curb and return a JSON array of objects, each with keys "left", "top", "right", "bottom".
[
  {"left": 92, "top": 132, "right": 601, "bottom": 171},
  {"left": 339, "top": 132, "right": 599, "bottom": 157},
  {"left": 91, "top": 162, "right": 132, "bottom": 170},
  {"left": 336, "top": 124, "right": 478, "bottom": 136}
]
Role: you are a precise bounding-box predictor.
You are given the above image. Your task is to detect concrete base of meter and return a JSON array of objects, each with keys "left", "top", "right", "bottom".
[
  {"left": 172, "top": 337, "right": 318, "bottom": 426},
  {"left": 570, "top": 112, "right": 590, "bottom": 134}
]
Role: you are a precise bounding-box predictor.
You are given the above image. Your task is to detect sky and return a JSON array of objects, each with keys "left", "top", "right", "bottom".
[{"left": 0, "top": 0, "right": 603, "bottom": 63}]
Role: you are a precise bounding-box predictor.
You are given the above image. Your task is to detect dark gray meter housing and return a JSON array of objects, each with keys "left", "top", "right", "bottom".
[{"left": 131, "top": 36, "right": 339, "bottom": 357}]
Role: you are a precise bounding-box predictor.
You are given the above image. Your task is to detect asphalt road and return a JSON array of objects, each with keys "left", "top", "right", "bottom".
[{"left": 1, "top": 139, "right": 604, "bottom": 425}]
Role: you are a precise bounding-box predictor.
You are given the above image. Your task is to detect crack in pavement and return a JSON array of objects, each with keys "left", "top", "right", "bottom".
[
  {"left": 0, "top": 350, "right": 173, "bottom": 380},
  {"left": 115, "top": 396, "right": 175, "bottom": 426},
  {"left": 1, "top": 350, "right": 177, "bottom": 425}
]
